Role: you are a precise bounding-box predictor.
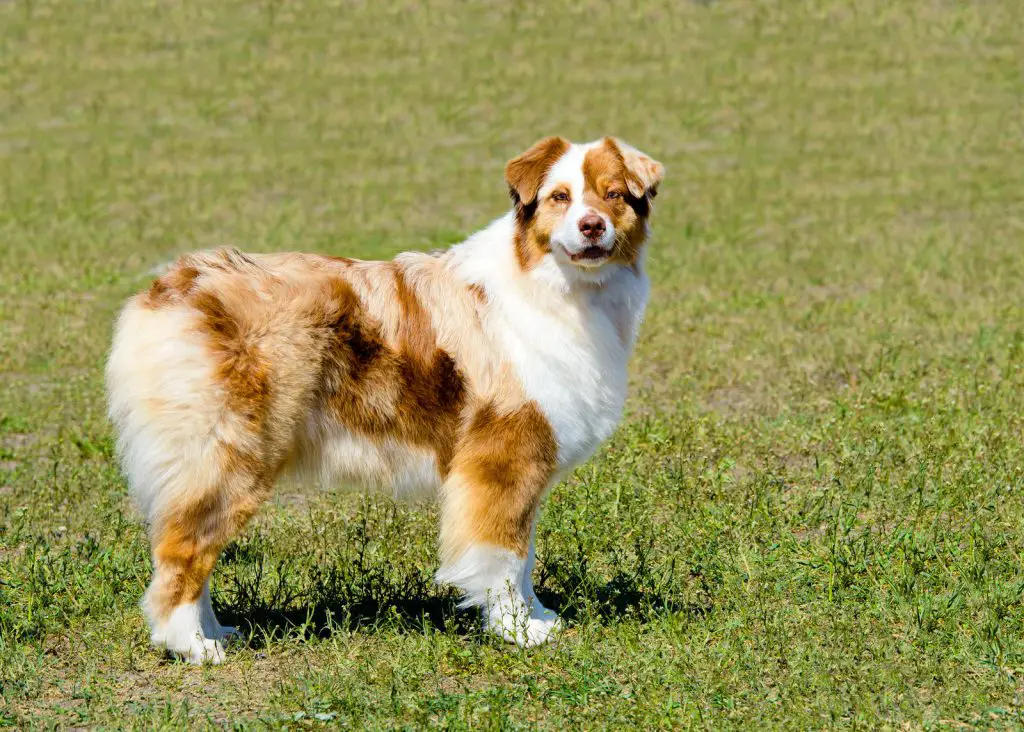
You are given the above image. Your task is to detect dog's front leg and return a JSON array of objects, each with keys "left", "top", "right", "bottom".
[{"left": 434, "top": 403, "right": 561, "bottom": 647}]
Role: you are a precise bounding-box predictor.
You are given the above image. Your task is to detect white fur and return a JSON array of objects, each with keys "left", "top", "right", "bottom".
[
  {"left": 111, "top": 140, "right": 652, "bottom": 656},
  {"left": 107, "top": 304, "right": 235, "bottom": 520},
  {"left": 450, "top": 209, "right": 649, "bottom": 470},
  {"left": 149, "top": 599, "right": 226, "bottom": 665},
  {"left": 141, "top": 578, "right": 235, "bottom": 664},
  {"left": 543, "top": 141, "right": 617, "bottom": 263},
  {"left": 199, "top": 580, "right": 237, "bottom": 641},
  {"left": 301, "top": 420, "right": 442, "bottom": 499},
  {"left": 435, "top": 543, "right": 561, "bottom": 647}
]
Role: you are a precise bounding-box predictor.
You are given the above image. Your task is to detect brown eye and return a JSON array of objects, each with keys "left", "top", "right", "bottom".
[
  {"left": 605, "top": 190, "right": 622, "bottom": 200},
  {"left": 552, "top": 191, "right": 570, "bottom": 202}
]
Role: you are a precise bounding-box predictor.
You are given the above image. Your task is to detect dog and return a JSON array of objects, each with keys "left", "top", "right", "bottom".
[{"left": 106, "top": 136, "right": 664, "bottom": 663}]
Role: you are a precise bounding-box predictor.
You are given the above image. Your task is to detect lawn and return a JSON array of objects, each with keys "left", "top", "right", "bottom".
[{"left": 2, "top": 0, "right": 1024, "bottom": 728}]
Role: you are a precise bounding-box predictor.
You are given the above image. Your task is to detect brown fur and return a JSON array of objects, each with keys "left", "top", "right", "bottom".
[
  {"left": 131, "top": 248, "right": 556, "bottom": 623},
  {"left": 149, "top": 479, "right": 268, "bottom": 616},
  {"left": 467, "top": 282, "right": 487, "bottom": 304},
  {"left": 113, "top": 137, "right": 663, "bottom": 646},
  {"left": 505, "top": 136, "right": 571, "bottom": 271},
  {"left": 505, "top": 136, "right": 571, "bottom": 205},
  {"left": 314, "top": 268, "right": 468, "bottom": 477},
  {"left": 142, "top": 265, "right": 200, "bottom": 309},
  {"left": 442, "top": 403, "right": 557, "bottom": 561},
  {"left": 192, "top": 290, "right": 272, "bottom": 432},
  {"left": 510, "top": 137, "right": 661, "bottom": 271},
  {"left": 582, "top": 138, "right": 651, "bottom": 266}
]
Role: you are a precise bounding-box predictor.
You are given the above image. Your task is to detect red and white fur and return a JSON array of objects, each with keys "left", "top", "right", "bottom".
[{"left": 106, "top": 136, "right": 664, "bottom": 663}]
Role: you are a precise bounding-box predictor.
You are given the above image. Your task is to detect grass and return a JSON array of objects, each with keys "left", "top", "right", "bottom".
[{"left": 2, "top": 0, "right": 1024, "bottom": 727}]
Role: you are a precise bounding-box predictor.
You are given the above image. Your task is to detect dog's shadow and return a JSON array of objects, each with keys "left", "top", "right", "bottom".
[
  {"left": 215, "top": 593, "right": 472, "bottom": 649},
  {"left": 213, "top": 562, "right": 710, "bottom": 649}
]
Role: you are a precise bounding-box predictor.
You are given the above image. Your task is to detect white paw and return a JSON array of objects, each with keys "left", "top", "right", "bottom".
[
  {"left": 520, "top": 613, "right": 563, "bottom": 647},
  {"left": 181, "top": 637, "right": 226, "bottom": 665},
  {"left": 485, "top": 605, "right": 563, "bottom": 648},
  {"left": 151, "top": 600, "right": 229, "bottom": 665}
]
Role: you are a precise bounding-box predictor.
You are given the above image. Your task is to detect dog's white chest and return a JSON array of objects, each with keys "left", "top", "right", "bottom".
[
  {"left": 530, "top": 336, "right": 628, "bottom": 471},
  {"left": 500, "top": 280, "right": 645, "bottom": 472}
]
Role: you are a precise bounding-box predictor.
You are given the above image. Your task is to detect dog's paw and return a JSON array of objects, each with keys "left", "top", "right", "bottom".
[
  {"left": 151, "top": 606, "right": 230, "bottom": 665},
  {"left": 485, "top": 605, "right": 563, "bottom": 648},
  {"left": 179, "top": 637, "right": 226, "bottom": 665},
  {"left": 519, "top": 612, "right": 563, "bottom": 648}
]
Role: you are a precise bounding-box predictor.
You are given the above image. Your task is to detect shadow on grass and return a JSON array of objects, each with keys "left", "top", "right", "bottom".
[
  {"left": 535, "top": 575, "right": 712, "bottom": 627},
  {"left": 215, "top": 594, "right": 472, "bottom": 649},
  {"left": 213, "top": 560, "right": 711, "bottom": 649}
]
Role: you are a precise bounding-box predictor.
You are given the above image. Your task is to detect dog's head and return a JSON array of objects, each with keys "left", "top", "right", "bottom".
[{"left": 505, "top": 136, "right": 664, "bottom": 283}]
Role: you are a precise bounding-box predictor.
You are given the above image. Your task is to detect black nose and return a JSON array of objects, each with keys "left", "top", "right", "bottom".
[{"left": 578, "top": 214, "right": 606, "bottom": 239}]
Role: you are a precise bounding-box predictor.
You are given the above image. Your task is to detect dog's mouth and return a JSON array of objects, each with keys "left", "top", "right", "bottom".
[{"left": 568, "top": 245, "right": 611, "bottom": 265}]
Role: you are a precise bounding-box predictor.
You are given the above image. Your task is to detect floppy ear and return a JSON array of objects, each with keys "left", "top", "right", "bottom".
[
  {"left": 505, "top": 136, "right": 571, "bottom": 205},
  {"left": 611, "top": 138, "right": 665, "bottom": 199}
]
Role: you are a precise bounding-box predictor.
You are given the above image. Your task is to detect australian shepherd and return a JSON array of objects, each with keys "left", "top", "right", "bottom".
[{"left": 106, "top": 136, "right": 664, "bottom": 663}]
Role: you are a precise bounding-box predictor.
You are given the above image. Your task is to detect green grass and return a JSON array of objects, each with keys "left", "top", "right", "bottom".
[{"left": 2, "top": 0, "right": 1024, "bottom": 727}]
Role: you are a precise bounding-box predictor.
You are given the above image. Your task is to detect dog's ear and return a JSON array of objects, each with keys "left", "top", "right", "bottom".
[
  {"left": 610, "top": 138, "right": 665, "bottom": 199},
  {"left": 505, "top": 136, "right": 571, "bottom": 205}
]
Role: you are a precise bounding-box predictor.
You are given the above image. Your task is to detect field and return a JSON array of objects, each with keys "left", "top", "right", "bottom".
[{"left": 2, "top": 0, "right": 1024, "bottom": 728}]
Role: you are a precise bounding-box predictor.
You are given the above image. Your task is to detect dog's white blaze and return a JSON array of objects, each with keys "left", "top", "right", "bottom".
[
  {"left": 544, "top": 142, "right": 616, "bottom": 258},
  {"left": 541, "top": 144, "right": 587, "bottom": 200}
]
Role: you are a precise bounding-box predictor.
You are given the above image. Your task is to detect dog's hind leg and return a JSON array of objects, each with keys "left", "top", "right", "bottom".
[
  {"left": 108, "top": 264, "right": 319, "bottom": 663},
  {"left": 143, "top": 468, "right": 268, "bottom": 665}
]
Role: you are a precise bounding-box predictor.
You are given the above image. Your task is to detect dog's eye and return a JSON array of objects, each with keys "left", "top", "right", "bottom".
[
  {"left": 605, "top": 190, "right": 622, "bottom": 200},
  {"left": 552, "top": 191, "right": 570, "bottom": 202}
]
